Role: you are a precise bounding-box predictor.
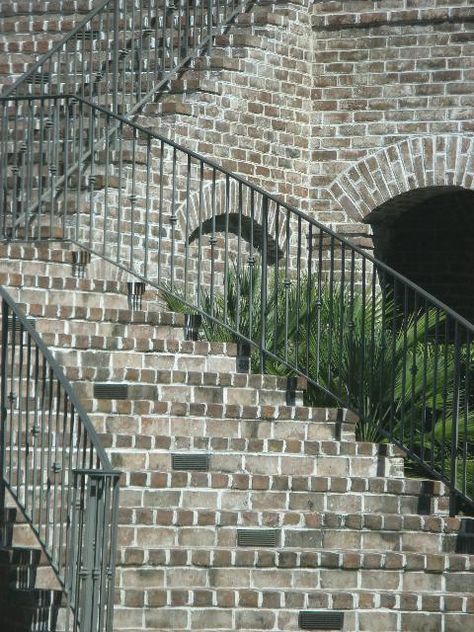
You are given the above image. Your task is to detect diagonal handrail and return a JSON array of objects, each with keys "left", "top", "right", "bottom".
[{"left": 3, "top": 94, "right": 470, "bottom": 515}]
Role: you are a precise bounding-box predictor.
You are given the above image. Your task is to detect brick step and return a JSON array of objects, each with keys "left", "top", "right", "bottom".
[
  {"left": 91, "top": 407, "right": 356, "bottom": 442},
  {"left": 120, "top": 563, "right": 474, "bottom": 593},
  {"left": 118, "top": 545, "right": 474, "bottom": 574},
  {"left": 110, "top": 602, "right": 474, "bottom": 631},
  {"left": 116, "top": 522, "right": 460, "bottom": 555},
  {"left": 109, "top": 445, "right": 400, "bottom": 479},
  {"left": 7, "top": 285, "right": 143, "bottom": 311},
  {"left": 6, "top": 133, "right": 181, "bottom": 165},
  {"left": 0, "top": 271, "right": 145, "bottom": 295},
  {"left": 213, "top": 32, "right": 267, "bottom": 51},
  {"left": 151, "top": 434, "right": 404, "bottom": 460},
  {"left": 74, "top": 370, "right": 295, "bottom": 391},
  {"left": 0, "top": 241, "right": 72, "bottom": 263},
  {"left": 1, "top": 223, "right": 65, "bottom": 241},
  {"left": 23, "top": 302, "right": 187, "bottom": 328},
  {"left": 75, "top": 380, "right": 297, "bottom": 407},
  {"left": 0, "top": 254, "right": 78, "bottom": 278},
  {"left": 50, "top": 341, "right": 251, "bottom": 371},
  {"left": 41, "top": 331, "right": 237, "bottom": 362},
  {"left": 235, "top": 9, "right": 290, "bottom": 27},
  {"left": 118, "top": 477, "right": 449, "bottom": 516},
  {"left": 80, "top": 398, "right": 353, "bottom": 423},
  {"left": 0, "top": 586, "right": 64, "bottom": 620},
  {"left": 190, "top": 54, "right": 243, "bottom": 73}
]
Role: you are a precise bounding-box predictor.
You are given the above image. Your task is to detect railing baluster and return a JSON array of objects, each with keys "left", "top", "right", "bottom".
[{"left": 0, "top": 300, "right": 9, "bottom": 511}]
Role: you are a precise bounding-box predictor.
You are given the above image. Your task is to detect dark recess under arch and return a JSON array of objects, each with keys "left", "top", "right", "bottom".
[
  {"left": 367, "top": 187, "right": 474, "bottom": 322},
  {"left": 188, "top": 213, "right": 284, "bottom": 262}
]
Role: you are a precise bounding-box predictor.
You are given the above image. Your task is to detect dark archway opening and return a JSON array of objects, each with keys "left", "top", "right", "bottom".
[
  {"left": 188, "top": 213, "right": 284, "bottom": 262},
  {"left": 367, "top": 187, "right": 474, "bottom": 323}
]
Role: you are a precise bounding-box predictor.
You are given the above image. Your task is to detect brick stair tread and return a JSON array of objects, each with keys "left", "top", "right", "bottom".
[
  {"left": 44, "top": 334, "right": 207, "bottom": 353},
  {"left": 93, "top": 411, "right": 352, "bottom": 442},
  {"left": 80, "top": 399, "right": 356, "bottom": 422},
  {"left": 71, "top": 372, "right": 297, "bottom": 390},
  {"left": 109, "top": 601, "right": 474, "bottom": 619},
  {"left": 18, "top": 303, "right": 186, "bottom": 327},
  {"left": 119, "top": 545, "right": 474, "bottom": 572},
  {"left": 42, "top": 335, "right": 239, "bottom": 356},
  {"left": 112, "top": 458, "right": 398, "bottom": 485},
  {"left": 0, "top": 272, "right": 147, "bottom": 295},
  {"left": 152, "top": 435, "right": 403, "bottom": 458},
  {"left": 0, "top": 242, "right": 72, "bottom": 262},
  {"left": 117, "top": 502, "right": 463, "bottom": 531},
  {"left": 0, "top": 1, "right": 96, "bottom": 17},
  {"left": 124, "top": 566, "right": 474, "bottom": 593}
]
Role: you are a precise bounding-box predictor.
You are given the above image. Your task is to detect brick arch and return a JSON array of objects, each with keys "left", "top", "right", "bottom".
[
  {"left": 176, "top": 177, "right": 289, "bottom": 255},
  {"left": 328, "top": 135, "right": 474, "bottom": 221}
]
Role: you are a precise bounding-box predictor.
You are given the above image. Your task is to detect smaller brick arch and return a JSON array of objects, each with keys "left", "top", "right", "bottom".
[
  {"left": 176, "top": 177, "right": 290, "bottom": 258},
  {"left": 328, "top": 135, "right": 474, "bottom": 221}
]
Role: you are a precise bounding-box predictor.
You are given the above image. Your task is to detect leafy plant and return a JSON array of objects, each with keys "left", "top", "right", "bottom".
[{"left": 160, "top": 259, "right": 474, "bottom": 495}]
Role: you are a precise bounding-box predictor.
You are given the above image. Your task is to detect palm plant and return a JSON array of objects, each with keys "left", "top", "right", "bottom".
[{"left": 161, "top": 259, "right": 474, "bottom": 474}]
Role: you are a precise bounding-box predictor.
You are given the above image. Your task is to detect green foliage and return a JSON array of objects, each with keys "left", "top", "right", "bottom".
[{"left": 161, "top": 260, "right": 474, "bottom": 497}]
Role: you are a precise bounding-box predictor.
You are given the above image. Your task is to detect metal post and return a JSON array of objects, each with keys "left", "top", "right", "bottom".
[
  {"left": 0, "top": 300, "right": 9, "bottom": 511},
  {"left": 112, "top": 0, "right": 120, "bottom": 116},
  {"left": 208, "top": 0, "right": 213, "bottom": 55},
  {"left": 449, "top": 322, "right": 461, "bottom": 517},
  {"left": 79, "top": 474, "right": 100, "bottom": 632}
]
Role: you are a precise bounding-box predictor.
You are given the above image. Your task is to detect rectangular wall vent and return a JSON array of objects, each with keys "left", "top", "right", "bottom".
[
  {"left": 237, "top": 529, "right": 279, "bottom": 547},
  {"left": 172, "top": 454, "right": 209, "bottom": 471},
  {"left": 8, "top": 317, "right": 35, "bottom": 332},
  {"left": 299, "top": 611, "right": 344, "bottom": 630},
  {"left": 93, "top": 384, "right": 128, "bottom": 399}
]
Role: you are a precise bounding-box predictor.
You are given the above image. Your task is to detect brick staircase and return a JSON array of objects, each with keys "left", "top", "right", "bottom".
[
  {"left": 0, "top": 241, "right": 474, "bottom": 631},
  {"left": 1, "top": 1, "right": 474, "bottom": 631}
]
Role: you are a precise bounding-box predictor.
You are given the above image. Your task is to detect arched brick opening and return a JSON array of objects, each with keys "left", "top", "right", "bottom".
[
  {"left": 328, "top": 135, "right": 474, "bottom": 321},
  {"left": 329, "top": 135, "right": 474, "bottom": 222}
]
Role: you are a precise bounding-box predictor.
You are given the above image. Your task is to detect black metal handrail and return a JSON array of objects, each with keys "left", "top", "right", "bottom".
[
  {"left": 2, "top": 93, "right": 471, "bottom": 515},
  {"left": 0, "top": 284, "right": 120, "bottom": 631}
]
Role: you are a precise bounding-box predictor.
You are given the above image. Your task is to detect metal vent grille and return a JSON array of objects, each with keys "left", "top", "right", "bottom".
[
  {"left": 93, "top": 384, "right": 128, "bottom": 400},
  {"left": 237, "top": 529, "right": 279, "bottom": 547},
  {"left": 172, "top": 454, "right": 209, "bottom": 471},
  {"left": 8, "top": 317, "right": 35, "bottom": 332},
  {"left": 299, "top": 611, "right": 344, "bottom": 630}
]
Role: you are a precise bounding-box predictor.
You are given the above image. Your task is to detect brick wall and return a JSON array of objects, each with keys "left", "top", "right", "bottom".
[{"left": 311, "top": 0, "right": 474, "bottom": 234}]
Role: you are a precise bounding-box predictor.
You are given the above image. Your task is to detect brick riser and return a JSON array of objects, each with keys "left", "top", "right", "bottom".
[{"left": 0, "top": 243, "right": 473, "bottom": 632}]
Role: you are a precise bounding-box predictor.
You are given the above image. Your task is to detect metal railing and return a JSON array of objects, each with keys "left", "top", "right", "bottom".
[
  {"left": 0, "top": 286, "right": 120, "bottom": 631},
  {"left": 2, "top": 0, "right": 252, "bottom": 115},
  {"left": 2, "top": 93, "right": 472, "bottom": 515}
]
